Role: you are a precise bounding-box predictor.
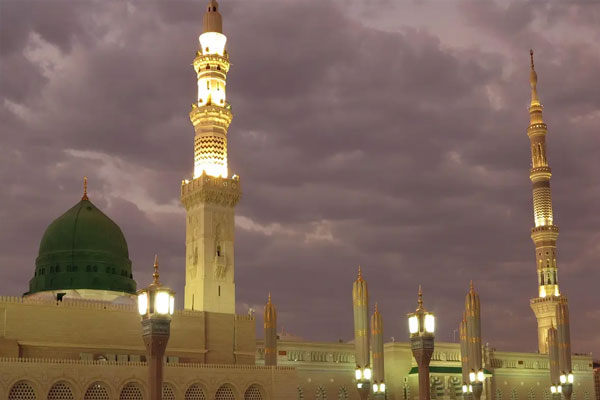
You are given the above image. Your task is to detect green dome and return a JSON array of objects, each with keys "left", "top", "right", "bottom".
[{"left": 27, "top": 198, "right": 137, "bottom": 295}]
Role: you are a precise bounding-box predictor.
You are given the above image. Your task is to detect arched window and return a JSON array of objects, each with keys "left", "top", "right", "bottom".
[
  {"left": 48, "top": 382, "right": 74, "bottom": 400},
  {"left": 403, "top": 383, "right": 411, "bottom": 400},
  {"left": 185, "top": 384, "right": 206, "bottom": 400},
  {"left": 431, "top": 377, "right": 444, "bottom": 399},
  {"left": 84, "top": 382, "right": 110, "bottom": 400},
  {"left": 449, "top": 377, "right": 462, "bottom": 399},
  {"left": 528, "top": 388, "right": 536, "bottom": 400},
  {"left": 496, "top": 389, "right": 503, "bottom": 400},
  {"left": 244, "top": 385, "right": 263, "bottom": 400},
  {"left": 120, "top": 382, "right": 143, "bottom": 400},
  {"left": 338, "top": 386, "right": 348, "bottom": 399},
  {"left": 8, "top": 381, "right": 37, "bottom": 400},
  {"left": 163, "top": 383, "right": 176, "bottom": 400},
  {"left": 543, "top": 389, "right": 550, "bottom": 400},
  {"left": 215, "top": 384, "right": 236, "bottom": 400},
  {"left": 297, "top": 386, "right": 304, "bottom": 400},
  {"left": 511, "top": 388, "right": 518, "bottom": 400},
  {"left": 316, "top": 386, "right": 327, "bottom": 400}
]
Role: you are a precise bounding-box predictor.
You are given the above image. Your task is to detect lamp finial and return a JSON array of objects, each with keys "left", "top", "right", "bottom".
[{"left": 153, "top": 254, "right": 160, "bottom": 284}]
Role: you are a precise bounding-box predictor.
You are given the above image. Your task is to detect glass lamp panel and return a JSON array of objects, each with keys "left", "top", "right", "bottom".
[
  {"left": 373, "top": 384, "right": 378, "bottom": 392},
  {"left": 568, "top": 374, "right": 574, "bottom": 383},
  {"left": 169, "top": 295, "right": 175, "bottom": 315},
  {"left": 364, "top": 368, "right": 372, "bottom": 380},
  {"left": 380, "top": 383, "right": 386, "bottom": 392},
  {"left": 408, "top": 315, "right": 419, "bottom": 334},
  {"left": 355, "top": 369, "right": 362, "bottom": 380},
  {"left": 560, "top": 375, "right": 566, "bottom": 384},
  {"left": 155, "top": 291, "right": 170, "bottom": 314},
  {"left": 137, "top": 292, "right": 148, "bottom": 315},
  {"left": 425, "top": 314, "right": 435, "bottom": 333},
  {"left": 477, "top": 371, "right": 485, "bottom": 382}
]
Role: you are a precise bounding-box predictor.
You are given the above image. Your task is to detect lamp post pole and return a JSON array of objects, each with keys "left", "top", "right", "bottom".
[
  {"left": 408, "top": 286, "right": 435, "bottom": 400},
  {"left": 137, "top": 256, "right": 175, "bottom": 400}
]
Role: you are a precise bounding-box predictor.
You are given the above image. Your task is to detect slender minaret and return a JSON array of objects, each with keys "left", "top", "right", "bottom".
[
  {"left": 527, "top": 50, "right": 567, "bottom": 353},
  {"left": 465, "top": 281, "right": 482, "bottom": 374},
  {"left": 264, "top": 293, "right": 277, "bottom": 366},
  {"left": 556, "top": 303, "right": 572, "bottom": 375},
  {"left": 352, "top": 266, "right": 370, "bottom": 371},
  {"left": 460, "top": 314, "right": 469, "bottom": 387},
  {"left": 548, "top": 325, "right": 560, "bottom": 387},
  {"left": 371, "top": 303, "right": 385, "bottom": 390},
  {"left": 181, "top": 0, "right": 241, "bottom": 314}
]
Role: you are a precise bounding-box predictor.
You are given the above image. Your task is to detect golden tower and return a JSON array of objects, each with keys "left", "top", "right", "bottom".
[
  {"left": 527, "top": 50, "right": 567, "bottom": 353},
  {"left": 180, "top": 0, "right": 241, "bottom": 314}
]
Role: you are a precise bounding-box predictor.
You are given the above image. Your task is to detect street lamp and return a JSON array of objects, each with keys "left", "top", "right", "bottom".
[
  {"left": 408, "top": 285, "right": 435, "bottom": 400},
  {"left": 355, "top": 366, "right": 372, "bottom": 399},
  {"left": 560, "top": 373, "right": 574, "bottom": 400},
  {"left": 469, "top": 369, "right": 485, "bottom": 400},
  {"left": 137, "top": 255, "right": 175, "bottom": 400}
]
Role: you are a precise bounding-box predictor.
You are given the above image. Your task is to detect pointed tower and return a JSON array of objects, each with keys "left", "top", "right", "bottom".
[
  {"left": 556, "top": 303, "right": 572, "bottom": 375},
  {"left": 460, "top": 313, "right": 469, "bottom": 388},
  {"left": 371, "top": 303, "right": 385, "bottom": 392},
  {"left": 181, "top": 0, "right": 241, "bottom": 313},
  {"left": 527, "top": 50, "right": 567, "bottom": 353},
  {"left": 264, "top": 293, "right": 278, "bottom": 366},
  {"left": 465, "top": 281, "right": 483, "bottom": 375},
  {"left": 352, "top": 266, "right": 370, "bottom": 371}
]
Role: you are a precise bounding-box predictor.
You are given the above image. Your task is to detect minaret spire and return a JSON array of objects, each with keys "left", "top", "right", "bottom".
[
  {"left": 264, "top": 292, "right": 277, "bottom": 366},
  {"left": 526, "top": 50, "right": 567, "bottom": 354},
  {"left": 153, "top": 254, "right": 160, "bottom": 284}
]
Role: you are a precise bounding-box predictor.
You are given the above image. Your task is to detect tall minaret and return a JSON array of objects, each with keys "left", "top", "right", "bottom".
[
  {"left": 264, "top": 293, "right": 278, "bottom": 366},
  {"left": 371, "top": 303, "right": 385, "bottom": 392},
  {"left": 547, "top": 325, "right": 560, "bottom": 387},
  {"left": 352, "top": 266, "right": 370, "bottom": 372},
  {"left": 465, "top": 281, "right": 482, "bottom": 375},
  {"left": 181, "top": 0, "right": 241, "bottom": 314},
  {"left": 527, "top": 50, "right": 566, "bottom": 353}
]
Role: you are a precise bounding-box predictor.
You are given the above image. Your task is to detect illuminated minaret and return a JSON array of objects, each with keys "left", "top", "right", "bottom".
[
  {"left": 371, "top": 303, "right": 385, "bottom": 396},
  {"left": 181, "top": 0, "right": 241, "bottom": 314},
  {"left": 352, "top": 266, "right": 370, "bottom": 375},
  {"left": 460, "top": 314, "right": 470, "bottom": 394},
  {"left": 264, "top": 293, "right": 277, "bottom": 366},
  {"left": 465, "top": 281, "right": 484, "bottom": 400},
  {"left": 527, "top": 50, "right": 566, "bottom": 353},
  {"left": 556, "top": 303, "right": 572, "bottom": 376}
]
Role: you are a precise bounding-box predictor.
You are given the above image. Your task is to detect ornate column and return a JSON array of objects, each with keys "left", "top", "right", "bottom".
[
  {"left": 353, "top": 266, "right": 371, "bottom": 400},
  {"left": 408, "top": 286, "right": 435, "bottom": 400}
]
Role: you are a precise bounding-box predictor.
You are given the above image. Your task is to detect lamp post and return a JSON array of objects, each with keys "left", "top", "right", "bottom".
[
  {"left": 353, "top": 266, "right": 371, "bottom": 400},
  {"left": 408, "top": 286, "right": 435, "bottom": 400},
  {"left": 137, "top": 256, "right": 175, "bottom": 400},
  {"left": 560, "top": 373, "right": 573, "bottom": 400}
]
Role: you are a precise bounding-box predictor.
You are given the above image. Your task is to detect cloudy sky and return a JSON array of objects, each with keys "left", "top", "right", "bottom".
[{"left": 1, "top": 0, "right": 600, "bottom": 356}]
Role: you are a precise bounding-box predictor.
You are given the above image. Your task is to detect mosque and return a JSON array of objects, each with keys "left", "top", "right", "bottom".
[{"left": 0, "top": 1, "right": 596, "bottom": 400}]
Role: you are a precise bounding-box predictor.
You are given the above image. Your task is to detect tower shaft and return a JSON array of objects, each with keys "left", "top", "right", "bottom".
[
  {"left": 264, "top": 294, "right": 277, "bottom": 366},
  {"left": 181, "top": 1, "right": 241, "bottom": 314},
  {"left": 352, "top": 267, "right": 370, "bottom": 369},
  {"left": 371, "top": 304, "right": 384, "bottom": 384},
  {"left": 527, "top": 51, "right": 566, "bottom": 353}
]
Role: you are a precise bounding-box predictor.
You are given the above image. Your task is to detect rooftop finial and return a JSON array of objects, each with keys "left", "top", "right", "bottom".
[
  {"left": 469, "top": 280, "right": 474, "bottom": 293},
  {"left": 153, "top": 254, "right": 160, "bottom": 284},
  {"left": 356, "top": 265, "right": 363, "bottom": 282},
  {"left": 82, "top": 176, "right": 88, "bottom": 201},
  {"left": 375, "top": 302, "right": 379, "bottom": 313},
  {"left": 267, "top": 292, "right": 271, "bottom": 304}
]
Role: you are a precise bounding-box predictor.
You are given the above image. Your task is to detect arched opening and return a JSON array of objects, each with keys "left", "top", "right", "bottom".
[
  {"left": 48, "top": 381, "right": 74, "bottom": 400},
  {"left": 84, "top": 382, "right": 110, "bottom": 400},
  {"left": 185, "top": 384, "right": 207, "bottom": 400},
  {"left": 316, "top": 386, "right": 327, "bottom": 400},
  {"left": 244, "top": 384, "right": 263, "bottom": 400},
  {"left": 163, "top": 383, "right": 176, "bottom": 400},
  {"left": 8, "top": 381, "right": 37, "bottom": 400},
  {"left": 337, "top": 386, "right": 348, "bottom": 399},
  {"left": 120, "top": 382, "right": 143, "bottom": 400},
  {"left": 215, "top": 384, "right": 236, "bottom": 400}
]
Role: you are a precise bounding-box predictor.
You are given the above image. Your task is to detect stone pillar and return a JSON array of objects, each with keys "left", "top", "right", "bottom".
[{"left": 142, "top": 317, "right": 171, "bottom": 400}]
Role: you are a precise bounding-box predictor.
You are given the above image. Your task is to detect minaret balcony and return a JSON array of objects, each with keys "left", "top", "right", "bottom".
[{"left": 181, "top": 174, "right": 241, "bottom": 208}]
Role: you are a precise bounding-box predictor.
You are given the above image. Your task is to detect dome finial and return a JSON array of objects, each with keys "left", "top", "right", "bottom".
[
  {"left": 529, "top": 49, "right": 540, "bottom": 106},
  {"left": 374, "top": 302, "right": 379, "bottom": 313},
  {"left": 82, "top": 176, "right": 89, "bottom": 201},
  {"left": 153, "top": 254, "right": 160, "bottom": 284},
  {"left": 267, "top": 292, "right": 271, "bottom": 304},
  {"left": 469, "top": 280, "right": 474, "bottom": 293}
]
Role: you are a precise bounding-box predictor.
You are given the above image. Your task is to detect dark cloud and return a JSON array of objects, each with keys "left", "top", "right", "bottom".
[{"left": 1, "top": 0, "right": 600, "bottom": 357}]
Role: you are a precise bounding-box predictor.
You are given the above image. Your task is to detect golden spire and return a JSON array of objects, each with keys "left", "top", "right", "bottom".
[
  {"left": 469, "top": 280, "right": 474, "bottom": 293},
  {"left": 374, "top": 302, "right": 379, "bottom": 313},
  {"left": 530, "top": 49, "right": 540, "bottom": 106},
  {"left": 356, "top": 265, "right": 363, "bottom": 282},
  {"left": 153, "top": 254, "right": 160, "bottom": 284},
  {"left": 416, "top": 285, "right": 424, "bottom": 311},
  {"left": 82, "top": 176, "right": 88, "bottom": 201},
  {"left": 267, "top": 292, "right": 272, "bottom": 304}
]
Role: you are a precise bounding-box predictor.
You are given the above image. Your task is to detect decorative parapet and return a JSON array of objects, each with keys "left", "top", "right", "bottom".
[
  {"left": 0, "top": 357, "right": 295, "bottom": 371},
  {"left": 181, "top": 174, "right": 241, "bottom": 208}
]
